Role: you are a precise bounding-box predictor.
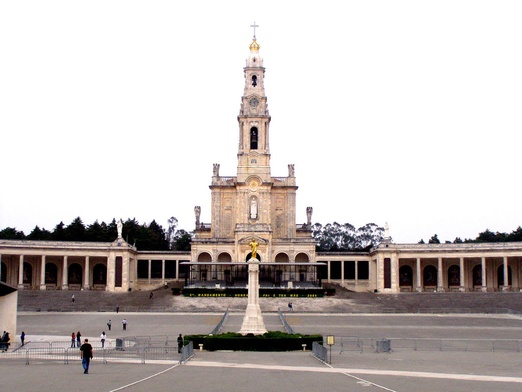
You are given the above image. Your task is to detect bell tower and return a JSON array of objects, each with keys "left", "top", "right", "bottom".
[
  {"left": 236, "top": 22, "right": 271, "bottom": 184},
  {"left": 192, "top": 23, "right": 315, "bottom": 268}
]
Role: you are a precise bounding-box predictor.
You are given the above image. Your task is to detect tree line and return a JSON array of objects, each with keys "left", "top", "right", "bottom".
[
  {"left": 0, "top": 217, "right": 191, "bottom": 251},
  {"left": 420, "top": 227, "right": 522, "bottom": 244}
]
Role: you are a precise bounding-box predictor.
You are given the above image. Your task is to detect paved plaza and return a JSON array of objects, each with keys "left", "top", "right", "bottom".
[{"left": 2, "top": 303, "right": 522, "bottom": 392}]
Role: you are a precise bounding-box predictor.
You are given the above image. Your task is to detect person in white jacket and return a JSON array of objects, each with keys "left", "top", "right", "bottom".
[{"left": 100, "top": 332, "right": 107, "bottom": 348}]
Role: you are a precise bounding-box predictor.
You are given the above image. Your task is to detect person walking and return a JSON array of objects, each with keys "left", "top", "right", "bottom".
[
  {"left": 116, "top": 305, "right": 120, "bottom": 313},
  {"left": 107, "top": 319, "right": 112, "bottom": 331},
  {"left": 79, "top": 338, "right": 93, "bottom": 374},
  {"left": 177, "top": 334, "right": 183, "bottom": 354},
  {"left": 71, "top": 294, "right": 75, "bottom": 303},
  {"left": 122, "top": 319, "right": 127, "bottom": 331},
  {"left": 20, "top": 331, "right": 25, "bottom": 346},
  {"left": 76, "top": 331, "right": 82, "bottom": 347},
  {"left": 288, "top": 302, "right": 293, "bottom": 311},
  {"left": 71, "top": 332, "right": 76, "bottom": 348},
  {"left": 100, "top": 332, "right": 106, "bottom": 348}
]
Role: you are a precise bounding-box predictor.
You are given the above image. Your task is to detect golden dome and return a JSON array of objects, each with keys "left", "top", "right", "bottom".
[{"left": 249, "top": 39, "right": 260, "bottom": 52}]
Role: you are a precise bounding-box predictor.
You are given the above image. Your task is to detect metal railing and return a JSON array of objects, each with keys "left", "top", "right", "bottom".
[
  {"left": 0, "top": 336, "right": 195, "bottom": 366},
  {"left": 339, "top": 337, "right": 365, "bottom": 353},
  {"left": 337, "top": 336, "right": 522, "bottom": 353},
  {"left": 20, "top": 340, "right": 113, "bottom": 351},
  {"left": 180, "top": 341, "right": 194, "bottom": 364},
  {"left": 278, "top": 309, "right": 295, "bottom": 334},
  {"left": 210, "top": 308, "right": 229, "bottom": 335},
  {"left": 311, "top": 341, "right": 328, "bottom": 363}
]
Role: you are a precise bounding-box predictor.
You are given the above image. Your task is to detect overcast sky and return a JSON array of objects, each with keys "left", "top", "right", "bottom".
[{"left": 1, "top": 1, "right": 521, "bottom": 244}]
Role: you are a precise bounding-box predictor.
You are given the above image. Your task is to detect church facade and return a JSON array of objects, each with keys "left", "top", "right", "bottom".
[
  {"left": 1, "top": 34, "right": 522, "bottom": 294},
  {"left": 186, "top": 35, "right": 318, "bottom": 290}
]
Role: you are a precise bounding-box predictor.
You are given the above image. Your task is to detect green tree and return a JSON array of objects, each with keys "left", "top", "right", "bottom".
[
  {"left": 172, "top": 229, "right": 192, "bottom": 250},
  {"left": 27, "top": 225, "right": 52, "bottom": 240},
  {"left": 51, "top": 222, "right": 66, "bottom": 241},
  {"left": 475, "top": 229, "right": 504, "bottom": 242},
  {"left": 167, "top": 216, "right": 179, "bottom": 249},
  {"left": 357, "top": 223, "right": 384, "bottom": 249},
  {"left": 147, "top": 220, "right": 169, "bottom": 250},
  {"left": 122, "top": 218, "right": 142, "bottom": 245},
  {"left": 507, "top": 226, "right": 522, "bottom": 242},
  {"left": 86, "top": 220, "right": 109, "bottom": 242},
  {"left": 107, "top": 219, "right": 118, "bottom": 240},
  {"left": 0, "top": 227, "right": 25, "bottom": 239},
  {"left": 313, "top": 222, "right": 384, "bottom": 251},
  {"left": 64, "top": 217, "right": 87, "bottom": 241}
]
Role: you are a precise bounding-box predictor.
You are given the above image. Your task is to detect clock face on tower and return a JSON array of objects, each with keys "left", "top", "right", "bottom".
[{"left": 249, "top": 97, "right": 259, "bottom": 108}]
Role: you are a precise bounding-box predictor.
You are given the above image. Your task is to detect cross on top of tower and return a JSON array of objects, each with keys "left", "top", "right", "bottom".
[{"left": 250, "top": 21, "right": 259, "bottom": 39}]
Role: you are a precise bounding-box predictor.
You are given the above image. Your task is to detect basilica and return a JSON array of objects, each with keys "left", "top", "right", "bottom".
[{"left": 1, "top": 33, "right": 522, "bottom": 295}]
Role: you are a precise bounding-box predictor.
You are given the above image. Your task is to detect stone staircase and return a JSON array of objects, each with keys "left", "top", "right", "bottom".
[
  {"left": 326, "top": 283, "right": 522, "bottom": 314},
  {"left": 17, "top": 283, "right": 522, "bottom": 314},
  {"left": 17, "top": 285, "right": 177, "bottom": 313}
]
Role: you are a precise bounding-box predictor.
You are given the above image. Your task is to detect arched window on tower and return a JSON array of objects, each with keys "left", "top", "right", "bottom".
[
  {"left": 251, "top": 75, "right": 257, "bottom": 87},
  {"left": 250, "top": 127, "right": 258, "bottom": 149}
]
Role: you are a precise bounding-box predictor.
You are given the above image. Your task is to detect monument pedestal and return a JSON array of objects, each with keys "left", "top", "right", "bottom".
[{"left": 238, "top": 258, "right": 267, "bottom": 335}]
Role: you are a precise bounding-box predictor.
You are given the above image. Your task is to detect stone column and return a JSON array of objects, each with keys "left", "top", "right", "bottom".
[
  {"left": 84, "top": 256, "right": 90, "bottom": 290},
  {"left": 355, "top": 260, "right": 358, "bottom": 287},
  {"left": 148, "top": 260, "right": 151, "bottom": 283},
  {"left": 106, "top": 254, "right": 115, "bottom": 291},
  {"left": 416, "top": 258, "right": 422, "bottom": 292},
  {"left": 368, "top": 258, "right": 374, "bottom": 291},
  {"left": 503, "top": 256, "right": 509, "bottom": 291},
  {"left": 481, "top": 257, "right": 487, "bottom": 292},
  {"left": 162, "top": 260, "right": 166, "bottom": 282},
  {"left": 437, "top": 257, "right": 443, "bottom": 292},
  {"left": 459, "top": 257, "right": 465, "bottom": 292},
  {"left": 341, "top": 260, "right": 344, "bottom": 284},
  {"left": 62, "top": 256, "right": 68, "bottom": 290},
  {"left": 238, "top": 258, "right": 267, "bottom": 335},
  {"left": 176, "top": 259, "right": 180, "bottom": 282},
  {"left": 40, "top": 255, "right": 46, "bottom": 290},
  {"left": 18, "top": 255, "right": 24, "bottom": 289},
  {"left": 327, "top": 261, "right": 331, "bottom": 283}
]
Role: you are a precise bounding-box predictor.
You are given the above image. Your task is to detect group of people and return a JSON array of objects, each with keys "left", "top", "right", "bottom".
[
  {"left": 70, "top": 331, "right": 82, "bottom": 348},
  {"left": 106, "top": 318, "right": 127, "bottom": 331},
  {"left": 4, "top": 316, "right": 183, "bottom": 375},
  {"left": 0, "top": 330, "right": 11, "bottom": 351}
]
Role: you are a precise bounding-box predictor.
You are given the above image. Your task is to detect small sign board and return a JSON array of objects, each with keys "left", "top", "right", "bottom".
[{"left": 326, "top": 335, "right": 335, "bottom": 346}]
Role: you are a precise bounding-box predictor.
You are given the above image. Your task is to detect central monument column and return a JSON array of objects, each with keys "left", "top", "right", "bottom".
[{"left": 238, "top": 240, "right": 267, "bottom": 335}]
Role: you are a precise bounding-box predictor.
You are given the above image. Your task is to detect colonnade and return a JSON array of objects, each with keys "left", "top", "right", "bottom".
[{"left": 396, "top": 256, "right": 520, "bottom": 292}]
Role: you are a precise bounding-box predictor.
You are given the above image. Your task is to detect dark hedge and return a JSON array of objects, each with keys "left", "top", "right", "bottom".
[{"left": 184, "top": 332, "right": 323, "bottom": 351}]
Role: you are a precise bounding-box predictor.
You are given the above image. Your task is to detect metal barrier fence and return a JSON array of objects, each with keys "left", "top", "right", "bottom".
[
  {"left": 123, "top": 335, "right": 169, "bottom": 348},
  {"left": 180, "top": 341, "right": 194, "bottom": 364},
  {"left": 20, "top": 340, "right": 113, "bottom": 351},
  {"left": 370, "top": 307, "right": 519, "bottom": 315},
  {"left": 210, "top": 309, "right": 229, "bottom": 335},
  {"left": 338, "top": 336, "right": 522, "bottom": 353},
  {"left": 311, "top": 341, "right": 328, "bottom": 363},
  {"left": 278, "top": 309, "right": 295, "bottom": 334},
  {"left": 0, "top": 347, "right": 69, "bottom": 365},
  {"left": 0, "top": 336, "right": 195, "bottom": 365}
]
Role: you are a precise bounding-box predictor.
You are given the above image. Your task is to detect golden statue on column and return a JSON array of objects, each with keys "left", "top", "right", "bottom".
[{"left": 249, "top": 239, "right": 258, "bottom": 259}]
